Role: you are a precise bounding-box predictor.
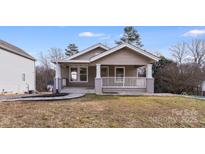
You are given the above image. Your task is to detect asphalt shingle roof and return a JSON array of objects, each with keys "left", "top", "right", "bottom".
[{"left": 0, "top": 40, "right": 35, "bottom": 61}]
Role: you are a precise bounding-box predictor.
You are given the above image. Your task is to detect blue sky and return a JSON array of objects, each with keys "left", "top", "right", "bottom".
[{"left": 1, "top": 26, "right": 205, "bottom": 60}]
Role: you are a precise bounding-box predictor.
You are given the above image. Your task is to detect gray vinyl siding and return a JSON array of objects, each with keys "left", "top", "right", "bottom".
[
  {"left": 91, "top": 48, "right": 153, "bottom": 65},
  {"left": 72, "top": 47, "right": 107, "bottom": 60}
]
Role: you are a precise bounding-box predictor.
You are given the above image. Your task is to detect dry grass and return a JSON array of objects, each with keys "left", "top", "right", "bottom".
[{"left": 0, "top": 94, "right": 205, "bottom": 128}]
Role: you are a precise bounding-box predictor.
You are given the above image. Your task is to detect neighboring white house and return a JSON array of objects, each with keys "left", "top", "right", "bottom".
[{"left": 0, "top": 40, "right": 36, "bottom": 94}]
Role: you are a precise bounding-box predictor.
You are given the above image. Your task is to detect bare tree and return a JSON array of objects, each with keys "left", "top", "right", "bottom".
[
  {"left": 169, "top": 42, "right": 188, "bottom": 64},
  {"left": 36, "top": 48, "right": 64, "bottom": 92},
  {"left": 187, "top": 39, "right": 205, "bottom": 66},
  {"left": 154, "top": 62, "right": 205, "bottom": 94},
  {"left": 36, "top": 52, "right": 55, "bottom": 92},
  {"left": 48, "top": 48, "right": 65, "bottom": 65},
  {"left": 39, "top": 52, "right": 51, "bottom": 69},
  {"left": 36, "top": 66, "right": 55, "bottom": 92}
]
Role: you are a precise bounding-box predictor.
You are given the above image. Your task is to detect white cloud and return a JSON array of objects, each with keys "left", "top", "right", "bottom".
[
  {"left": 78, "top": 32, "right": 105, "bottom": 37},
  {"left": 183, "top": 29, "right": 205, "bottom": 37}
]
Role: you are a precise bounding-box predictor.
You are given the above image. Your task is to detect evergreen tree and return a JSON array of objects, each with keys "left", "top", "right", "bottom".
[
  {"left": 65, "top": 44, "right": 79, "bottom": 57},
  {"left": 116, "top": 26, "right": 143, "bottom": 47}
]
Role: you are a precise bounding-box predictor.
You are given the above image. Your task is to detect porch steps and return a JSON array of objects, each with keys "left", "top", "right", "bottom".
[{"left": 102, "top": 88, "right": 146, "bottom": 93}]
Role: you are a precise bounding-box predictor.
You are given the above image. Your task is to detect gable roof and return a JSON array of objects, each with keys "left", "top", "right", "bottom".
[
  {"left": 90, "top": 43, "right": 160, "bottom": 62},
  {"left": 64, "top": 43, "right": 110, "bottom": 61},
  {"left": 0, "top": 40, "right": 35, "bottom": 61},
  {"left": 58, "top": 43, "right": 160, "bottom": 63}
]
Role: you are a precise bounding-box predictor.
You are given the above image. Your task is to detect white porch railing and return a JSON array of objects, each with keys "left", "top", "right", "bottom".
[{"left": 102, "top": 77, "right": 146, "bottom": 88}]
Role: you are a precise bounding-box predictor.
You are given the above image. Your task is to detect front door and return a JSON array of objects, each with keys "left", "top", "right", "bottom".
[{"left": 115, "top": 67, "right": 125, "bottom": 82}]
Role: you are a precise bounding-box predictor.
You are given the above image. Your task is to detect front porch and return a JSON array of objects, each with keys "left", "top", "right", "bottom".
[
  {"left": 95, "top": 64, "right": 154, "bottom": 94},
  {"left": 54, "top": 63, "right": 154, "bottom": 94}
]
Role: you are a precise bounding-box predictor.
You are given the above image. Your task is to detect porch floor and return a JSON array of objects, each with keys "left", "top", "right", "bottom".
[{"left": 61, "top": 87, "right": 95, "bottom": 94}]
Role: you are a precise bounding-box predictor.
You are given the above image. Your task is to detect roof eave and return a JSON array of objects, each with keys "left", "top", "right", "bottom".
[
  {"left": 0, "top": 46, "right": 36, "bottom": 61},
  {"left": 55, "top": 60, "right": 90, "bottom": 64}
]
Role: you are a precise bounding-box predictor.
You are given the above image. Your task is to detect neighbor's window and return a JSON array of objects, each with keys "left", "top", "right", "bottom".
[
  {"left": 115, "top": 67, "right": 125, "bottom": 82},
  {"left": 79, "top": 67, "right": 87, "bottom": 82},
  {"left": 22, "top": 73, "right": 26, "bottom": 82},
  {"left": 70, "top": 67, "right": 78, "bottom": 81}
]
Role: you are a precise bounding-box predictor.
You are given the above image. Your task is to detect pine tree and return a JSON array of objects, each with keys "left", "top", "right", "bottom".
[
  {"left": 65, "top": 44, "right": 79, "bottom": 57},
  {"left": 116, "top": 26, "right": 143, "bottom": 47}
]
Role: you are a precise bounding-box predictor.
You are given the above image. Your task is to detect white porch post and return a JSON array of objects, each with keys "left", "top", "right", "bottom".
[
  {"left": 146, "top": 64, "right": 152, "bottom": 78},
  {"left": 96, "top": 64, "right": 101, "bottom": 78},
  {"left": 146, "top": 64, "right": 154, "bottom": 93},
  {"left": 95, "top": 64, "right": 102, "bottom": 94},
  {"left": 55, "top": 63, "right": 61, "bottom": 93},
  {"left": 202, "top": 81, "right": 205, "bottom": 96},
  {"left": 202, "top": 81, "right": 205, "bottom": 92}
]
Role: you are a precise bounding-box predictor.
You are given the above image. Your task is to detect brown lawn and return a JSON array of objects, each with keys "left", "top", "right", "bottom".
[{"left": 0, "top": 94, "right": 205, "bottom": 128}]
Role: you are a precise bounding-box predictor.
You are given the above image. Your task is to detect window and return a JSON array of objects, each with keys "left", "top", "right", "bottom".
[
  {"left": 101, "top": 66, "right": 109, "bottom": 77},
  {"left": 22, "top": 73, "right": 26, "bottom": 82},
  {"left": 70, "top": 67, "right": 78, "bottom": 81},
  {"left": 137, "top": 66, "right": 146, "bottom": 77},
  {"left": 69, "top": 66, "right": 88, "bottom": 82},
  {"left": 80, "top": 67, "right": 87, "bottom": 81},
  {"left": 115, "top": 67, "right": 125, "bottom": 82}
]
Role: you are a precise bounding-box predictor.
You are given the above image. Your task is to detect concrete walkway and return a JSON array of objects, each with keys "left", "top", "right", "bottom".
[
  {"left": 61, "top": 87, "right": 95, "bottom": 94},
  {"left": 0, "top": 93, "right": 85, "bottom": 102},
  {"left": 183, "top": 95, "right": 205, "bottom": 101}
]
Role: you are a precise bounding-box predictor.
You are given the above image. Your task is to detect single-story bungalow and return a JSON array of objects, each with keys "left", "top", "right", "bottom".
[{"left": 54, "top": 43, "right": 160, "bottom": 94}]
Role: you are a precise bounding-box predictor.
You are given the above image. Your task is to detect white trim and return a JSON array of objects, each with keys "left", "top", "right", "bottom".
[
  {"left": 114, "top": 66, "right": 125, "bottom": 83},
  {"left": 202, "top": 81, "right": 205, "bottom": 91},
  {"left": 90, "top": 43, "right": 160, "bottom": 62},
  {"left": 68, "top": 64, "right": 88, "bottom": 67},
  {"left": 55, "top": 63, "right": 61, "bottom": 78},
  {"left": 146, "top": 64, "right": 153, "bottom": 78},
  {"left": 101, "top": 66, "right": 109, "bottom": 77},
  {"left": 69, "top": 66, "right": 88, "bottom": 83},
  {"left": 96, "top": 64, "right": 101, "bottom": 78},
  {"left": 63, "top": 43, "right": 110, "bottom": 61},
  {"left": 136, "top": 67, "right": 139, "bottom": 77},
  {"left": 59, "top": 60, "right": 90, "bottom": 63}
]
